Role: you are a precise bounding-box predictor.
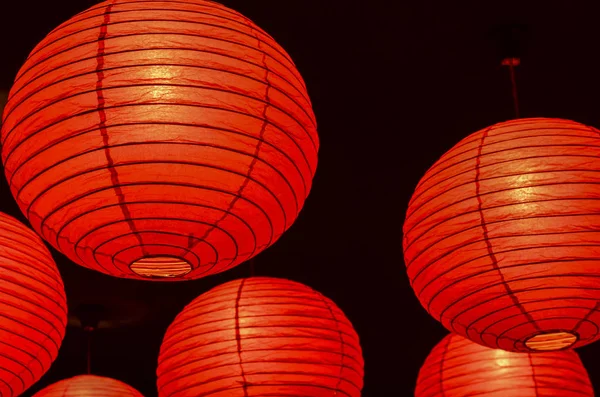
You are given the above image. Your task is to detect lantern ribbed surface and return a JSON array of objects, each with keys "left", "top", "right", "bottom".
[
  {"left": 32, "top": 375, "right": 144, "bottom": 396},
  {"left": 403, "top": 117, "right": 600, "bottom": 352},
  {"left": 0, "top": 0, "right": 318, "bottom": 281},
  {"left": 415, "top": 333, "right": 594, "bottom": 397},
  {"left": 157, "top": 277, "right": 364, "bottom": 396},
  {"left": 0, "top": 212, "right": 67, "bottom": 397}
]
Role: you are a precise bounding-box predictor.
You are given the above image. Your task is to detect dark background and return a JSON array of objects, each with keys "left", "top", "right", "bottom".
[{"left": 1, "top": 1, "right": 600, "bottom": 395}]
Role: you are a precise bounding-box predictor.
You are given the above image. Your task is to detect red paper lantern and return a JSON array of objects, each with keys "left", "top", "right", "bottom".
[
  {"left": 0, "top": 212, "right": 67, "bottom": 396},
  {"left": 415, "top": 333, "right": 594, "bottom": 397},
  {"left": 403, "top": 117, "right": 600, "bottom": 352},
  {"left": 1, "top": 0, "right": 318, "bottom": 281},
  {"left": 32, "top": 375, "right": 143, "bottom": 396},
  {"left": 157, "top": 277, "right": 364, "bottom": 396}
]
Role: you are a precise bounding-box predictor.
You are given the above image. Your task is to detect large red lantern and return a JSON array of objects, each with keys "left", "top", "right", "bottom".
[
  {"left": 32, "top": 375, "right": 143, "bottom": 396},
  {"left": 403, "top": 117, "right": 600, "bottom": 352},
  {"left": 157, "top": 277, "right": 364, "bottom": 396},
  {"left": 1, "top": 0, "right": 318, "bottom": 281},
  {"left": 0, "top": 212, "right": 67, "bottom": 396},
  {"left": 415, "top": 333, "right": 594, "bottom": 397}
]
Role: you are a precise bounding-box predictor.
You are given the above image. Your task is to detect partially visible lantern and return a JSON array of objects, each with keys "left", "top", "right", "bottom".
[
  {"left": 0, "top": 212, "right": 67, "bottom": 397},
  {"left": 415, "top": 333, "right": 594, "bottom": 397},
  {"left": 1, "top": 0, "right": 318, "bottom": 281},
  {"left": 32, "top": 375, "right": 143, "bottom": 396},
  {"left": 157, "top": 277, "right": 364, "bottom": 396},
  {"left": 404, "top": 118, "right": 600, "bottom": 352}
]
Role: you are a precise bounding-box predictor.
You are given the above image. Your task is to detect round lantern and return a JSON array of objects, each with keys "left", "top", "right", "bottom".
[
  {"left": 1, "top": 0, "right": 318, "bottom": 281},
  {"left": 32, "top": 375, "right": 143, "bottom": 396},
  {"left": 403, "top": 117, "right": 600, "bottom": 352},
  {"left": 0, "top": 212, "right": 67, "bottom": 396},
  {"left": 415, "top": 333, "right": 594, "bottom": 397},
  {"left": 157, "top": 277, "right": 364, "bottom": 396}
]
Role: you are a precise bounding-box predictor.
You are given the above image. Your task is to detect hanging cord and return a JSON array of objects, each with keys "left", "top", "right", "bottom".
[
  {"left": 84, "top": 326, "right": 94, "bottom": 374},
  {"left": 502, "top": 57, "right": 521, "bottom": 118}
]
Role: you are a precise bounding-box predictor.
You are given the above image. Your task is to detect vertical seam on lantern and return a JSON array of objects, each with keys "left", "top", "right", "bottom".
[
  {"left": 185, "top": 30, "right": 274, "bottom": 263},
  {"left": 438, "top": 335, "right": 451, "bottom": 397},
  {"left": 95, "top": 0, "right": 147, "bottom": 263},
  {"left": 475, "top": 126, "right": 541, "bottom": 336},
  {"left": 320, "top": 294, "right": 346, "bottom": 395},
  {"left": 527, "top": 353, "right": 539, "bottom": 395},
  {"left": 234, "top": 279, "right": 249, "bottom": 396}
]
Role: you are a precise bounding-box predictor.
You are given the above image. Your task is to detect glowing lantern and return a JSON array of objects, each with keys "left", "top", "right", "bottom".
[
  {"left": 157, "top": 277, "right": 364, "bottom": 396},
  {"left": 0, "top": 212, "right": 67, "bottom": 396},
  {"left": 32, "top": 375, "right": 143, "bottom": 396},
  {"left": 1, "top": 0, "right": 318, "bottom": 281},
  {"left": 415, "top": 333, "right": 594, "bottom": 396},
  {"left": 403, "top": 117, "right": 600, "bottom": 352}
]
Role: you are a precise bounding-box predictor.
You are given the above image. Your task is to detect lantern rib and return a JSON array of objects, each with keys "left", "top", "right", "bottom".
[
  {"left": 440, "top": 274, "right": 599, "bottom": 329},
  {"left": 0, "top": 277, "right": 66, "bottom": 329},
  {"left": 7, "top": 121, "right": 311, "bottom": 197},
  {"left": 63, "top": 202, "right": 256, "bottom": 251},
  {"left": 163, "top": 379, "right": 355, "bottom": 397},
  {"left": 445, "top": 286, "right": 600, "bottom": 342},
  {"left": 0, "top": 315, "right": 55, "bottom": 364},
  {"left": 159, "top": 369, "right": 361, "bottom": 396},
  {"left": 5, "top": 46, "right": 313, "bottom": 131},
  {"left": 160, "top": 318, "right": 361, "bottom": 357},
  {"left": 473, "top": 302, "right": 597, "bottom": 340},
  {"left": 573, "top": 301, "right": 600, "bottom": 334},
  {"left": 4, "top": 47, "right": 316, "bottom": 127},
  {"left": 0, "top": 238, "right": 63, "bottom": 280},
  {"left": 12, "top": 30, "right": 307, "bottom": 120},
  {"left": 4, "top": 79, "right": 316, "bottom": 166},
  {"left": 71, "top": 216, "right": 231, "bottom": 274},
  {"left": 4, "top": 100, "right": 316, "bottom": 183},
  {"left": 405, "top": 170, "right": 600, "bottom": 252},
  {"left": 410, "top": 122, "right": 592, "bottom": 190},
  {"left": 424, "top": 254, "right": 600, "bottom": 309},
  {"left": 408, "top": 200, "right": 600, "bottom": 276},
  {"left": 406, "top": 197, "right": 600, "bottom": 278},
  {"left": 22, "top": 2, "right": 302, "bottom": 89},
  {"left": 25, "top": 160, "right": 287, "bottom": 227},
  {"left": 158, "top": 348, "right": 363, "bottom": 381},
  {"left": 33, "top": 182, "right": 274, "bottom": 237},
  {"left": 407, "top": 127, "right": 598, "bottom": 212},
  {"left": 0, "top": 349, "right": 35, "bottom": 386},
  {"left": 414, "top": 236, "right": 600, "bottom": 290},
  {"left": 406, "top": 149, "right": 600, "bottom": 235}
]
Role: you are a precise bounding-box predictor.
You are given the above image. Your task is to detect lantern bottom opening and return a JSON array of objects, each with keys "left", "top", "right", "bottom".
[
  {"left": 524, "top": 331, "right": 578, "bottom": 351},
  {"left": 130, "top": 256, "right": 192, "bottom": 278}
]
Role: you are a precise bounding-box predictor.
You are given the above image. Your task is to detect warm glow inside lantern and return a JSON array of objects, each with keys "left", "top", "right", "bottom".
[
  {"left": 0, "top": 212, "right": 67, "bottom": 397},
  {"left": 415, "top": 333, "right": 594, "bottom": 396},
  {"left": 32, "top": 375, "right": 143, "bottom": 397},
  {"left": 1, "top": 0, "right": 318, "bottom": 281},
  {"left": 403, "top": 117, "right": 600, "bottom": 352},
  {"left": 157, "top": 277, "right": 364, "bottom": 396}
]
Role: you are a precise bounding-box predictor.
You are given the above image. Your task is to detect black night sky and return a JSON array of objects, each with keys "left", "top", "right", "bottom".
[{"left": 2, "top": 1, "right": 600, "bottom": 396}]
